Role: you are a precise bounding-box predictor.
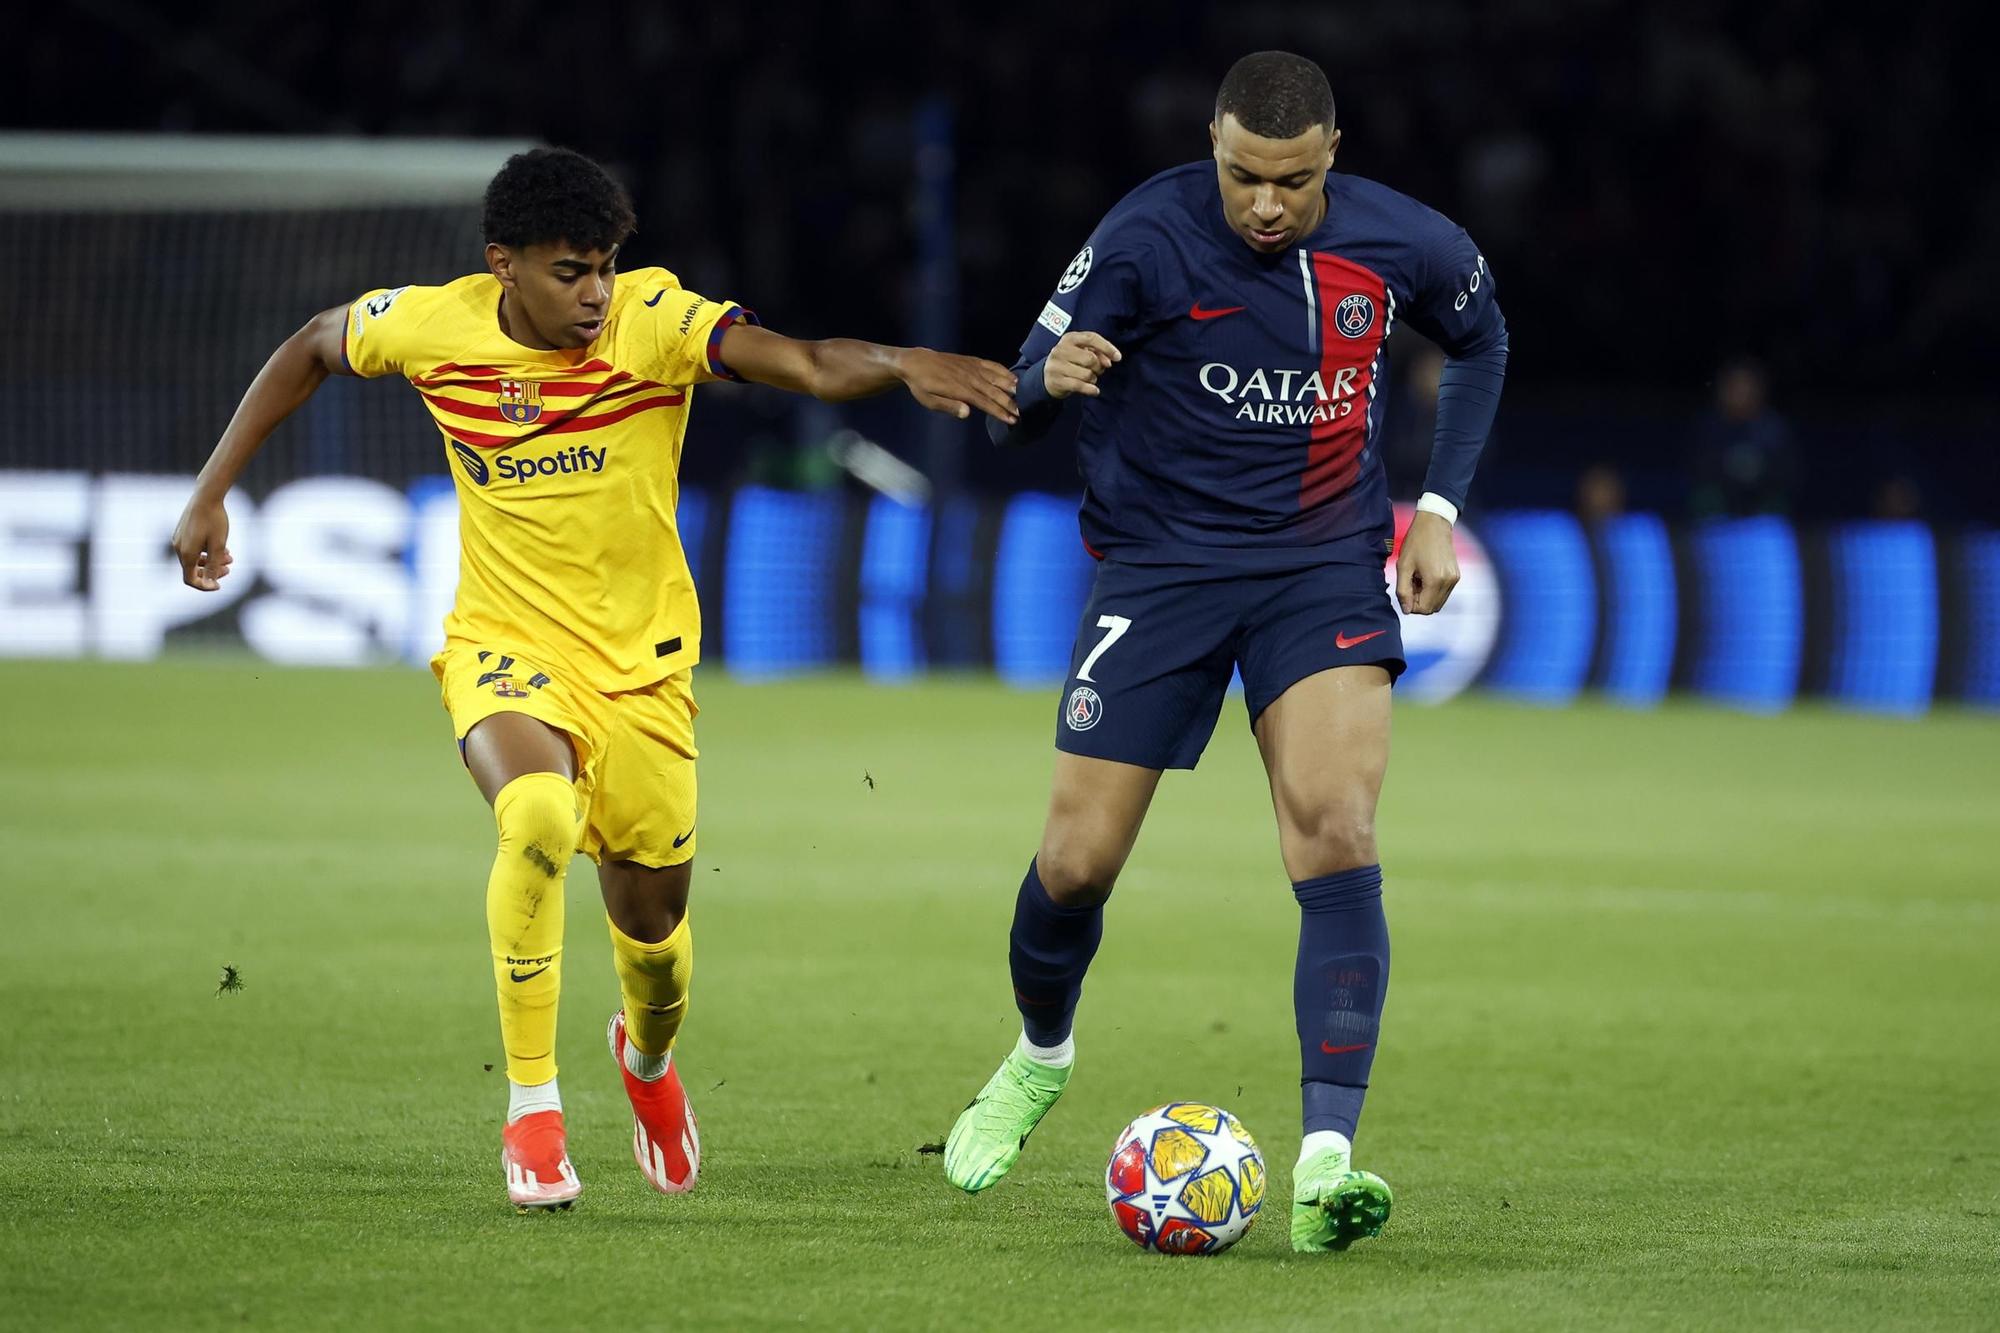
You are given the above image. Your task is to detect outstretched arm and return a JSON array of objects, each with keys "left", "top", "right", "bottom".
[
  {"left": 717, "top": 323, "right": 1018, "bottom": 424},
  {"left": 172, "top": 305, "right": 351, "bottom": 590}
]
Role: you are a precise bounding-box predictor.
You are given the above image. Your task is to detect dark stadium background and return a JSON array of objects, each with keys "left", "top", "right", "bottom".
[
  {"left": 14, "top": 0, "right": 1996, "bottom": 517},
  {"left": 5, "top": 8, "right": 1998, "bottom": 1326}
]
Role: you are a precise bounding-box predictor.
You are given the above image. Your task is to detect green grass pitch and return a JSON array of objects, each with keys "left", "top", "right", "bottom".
[{"left": 2, "top": 658, "right": 1997, "bottom": 1329}]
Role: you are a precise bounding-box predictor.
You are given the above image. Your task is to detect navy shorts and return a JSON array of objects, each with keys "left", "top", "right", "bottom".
[{"left": 1054, "top": 559, "right": 1405, "bottom": 770}]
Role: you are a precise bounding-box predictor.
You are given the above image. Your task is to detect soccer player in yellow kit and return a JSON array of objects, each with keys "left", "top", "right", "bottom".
[{"left": 171, "top": 148, "right": 1017, "bottom": 1211}]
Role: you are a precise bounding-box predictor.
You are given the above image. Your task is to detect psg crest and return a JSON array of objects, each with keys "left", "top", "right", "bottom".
[
  {"left": 1065, "top": 685, "right": 1103, "bottom": 731},
  {"left": 1335, "top": 293, "right": 1376, "bottom": 338},
  {"left": 498, "top": 379, "right": 544, "bottom": 425}
]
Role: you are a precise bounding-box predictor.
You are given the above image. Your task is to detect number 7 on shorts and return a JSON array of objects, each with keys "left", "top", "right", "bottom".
[{"left": 1077, "top": 614, "right": 1132, "bottom": 683}]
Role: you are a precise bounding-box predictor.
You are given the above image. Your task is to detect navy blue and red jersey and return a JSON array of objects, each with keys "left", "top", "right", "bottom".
[{"left": 993, "top": 162, "right": 1507, "bottom": 570}]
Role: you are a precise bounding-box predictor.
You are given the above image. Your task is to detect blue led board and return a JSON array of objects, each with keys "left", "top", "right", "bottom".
[
  {"left": 1689, "top": 517, "right": 1802, "bottom": 710},
  {"left": 927, "top": 495, "right": 985, "bottom": 668},
  {"left": 1594, "top": 513, "right": 1676, "bottom": 706},
  {"left": 858, "top": 496, "right": 931, "bottom": 680},
  {"left": 991, "top": 493, "right": 1094, "bottom": 686},
  {"left": 721, "top": 486, "right": 841, "bottom": 676},
  {"left": 1477, "top": 510, "right": 1596, "bottom": 703},
  {"left": 1825, "top": 522, "right": 1936, "bottom": 713},
  {"left": 677, "top": 486, "right": 709, "bottom": 594},
  {"left": 1961, "top": 530, "right": 2000, "bottom": 707}
]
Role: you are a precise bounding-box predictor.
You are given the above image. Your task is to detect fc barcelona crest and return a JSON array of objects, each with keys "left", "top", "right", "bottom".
[{"left": 498, "top": 379, "right": 543, "bottom": 425}]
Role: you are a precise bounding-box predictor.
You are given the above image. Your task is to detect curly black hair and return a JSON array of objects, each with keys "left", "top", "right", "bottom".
[
  {"left": 482, "top": 147, "right": 637, "bottom": 253},
  {"left": 1215, "top": 51, "right": 1335, "bottom": 139}
]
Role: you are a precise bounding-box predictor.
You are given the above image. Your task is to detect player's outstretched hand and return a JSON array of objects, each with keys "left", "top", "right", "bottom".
[
  {"left": 901, "top": 349, "right": 1020, "bottom": 423},
  {"left": 1396, "top": 511, "right": 1460, "bottom": 615},
  {"left": 172, "top": 493, "right": 234, "bottom": 591},
  {"left": 1044, "top": 331, "right": 1121, "bottom": 400}
]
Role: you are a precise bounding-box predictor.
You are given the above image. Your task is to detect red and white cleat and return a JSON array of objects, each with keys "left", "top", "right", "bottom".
[
  {"left": 608, "top": 1010, "right": 700, "bottom": 1194},
  {"left": 502, "top": 1109, "right": 582, "bottom": 1211}
]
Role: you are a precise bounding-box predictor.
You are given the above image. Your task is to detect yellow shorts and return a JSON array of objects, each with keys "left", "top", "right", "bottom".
[{"left": 432, "top": 642, "right": 699, "bottom": 868}]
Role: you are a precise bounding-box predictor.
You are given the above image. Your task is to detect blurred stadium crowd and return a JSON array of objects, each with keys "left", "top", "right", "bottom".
[{"left": 13, "top": 0, "right": 1995, "bottom": 516}]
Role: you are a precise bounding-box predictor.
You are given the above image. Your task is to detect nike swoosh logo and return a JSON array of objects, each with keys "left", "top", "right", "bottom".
[
  {"left": 510, "top": 966, "right": 550, "bottom": 983},
  {"left": 672, "top": 827, "right": 694, "bottom": 848},
  {"left": 1189, "top": 302, "right": 1246, "bottom": 321},
  {"left": 1336, "top": 630, "right": 1388, "bottom": 649},
  {"left": 1320, "top": 1041, "right": 1373, "bottom": 1054},
  {"left": 643, "top": 290, "right": 668, "bottom": 307}
]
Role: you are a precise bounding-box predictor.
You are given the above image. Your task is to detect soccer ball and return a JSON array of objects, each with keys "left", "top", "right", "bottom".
[{"left": 1105, "top": 1103, "right": 1265, "bottom": 1254}]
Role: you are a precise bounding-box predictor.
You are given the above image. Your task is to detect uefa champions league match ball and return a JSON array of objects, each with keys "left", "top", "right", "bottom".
[{"left": 1105, "top": 1103, "right": 1266, "bottom": 1254}]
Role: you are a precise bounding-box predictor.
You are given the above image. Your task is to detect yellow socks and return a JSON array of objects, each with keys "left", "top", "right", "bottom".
[
  {"left": 485, "top": 771, "right": 690, "bottom": 1082},
  {"left": 608, "top": 914, "right": 693, "bottom": 1057},
  {"left": 487, "top": 772, "right": 579, "bottom": 1086}
]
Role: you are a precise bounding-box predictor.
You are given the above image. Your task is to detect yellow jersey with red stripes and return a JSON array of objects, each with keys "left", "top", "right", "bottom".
[{"left": 342, "top": 267, "right": 752, "bottom": 692}]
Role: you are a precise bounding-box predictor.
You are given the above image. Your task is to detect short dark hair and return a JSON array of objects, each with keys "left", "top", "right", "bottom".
[
  {"left": 482, "top": 147, "right": 637, "bottom": 253},
  {"left": 1216, "top": 51, "right": 1336, "bottom": 139}
]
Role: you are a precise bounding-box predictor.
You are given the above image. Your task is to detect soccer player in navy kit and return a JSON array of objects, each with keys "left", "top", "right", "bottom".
[{"left": 943, "top": 52, "right": 1508, "bottom": 1253}]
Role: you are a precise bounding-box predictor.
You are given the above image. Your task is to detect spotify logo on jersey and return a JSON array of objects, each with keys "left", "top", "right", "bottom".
[
  {"left": 452, "top": 443, "right": 610, "bottom": 487},
  {"left": 451, "top": 441, "right": 489, "bottom": 486}
]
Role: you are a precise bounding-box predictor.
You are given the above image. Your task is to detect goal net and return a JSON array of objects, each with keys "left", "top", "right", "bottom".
[{"left": 0, "top": 132, "right": 529, "bottom": 660}]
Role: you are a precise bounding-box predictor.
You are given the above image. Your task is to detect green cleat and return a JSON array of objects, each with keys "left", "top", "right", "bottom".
[
  {"left": 1290, "top": 1147, "right": 1393, "bottom": 1253},
  {"left": 943, "top": 1038, "right": 1071, "bottom": 1193}
]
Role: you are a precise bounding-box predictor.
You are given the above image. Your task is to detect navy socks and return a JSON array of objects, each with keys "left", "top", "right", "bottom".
[
  {"left": 1003, "top": 855, "right": 1387, "bottom": 1135},
  {"left": 1007, "top": 860, "right": 1104, "bottom": 1047},
  {"left": 1294, "top": 864, "right": 1390, "bottom": 1139}
]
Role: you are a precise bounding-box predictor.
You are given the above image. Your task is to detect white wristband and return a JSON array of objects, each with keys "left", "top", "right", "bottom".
[{"left": 1416, "top": 492, "right": 1460, "bottom": 525}]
